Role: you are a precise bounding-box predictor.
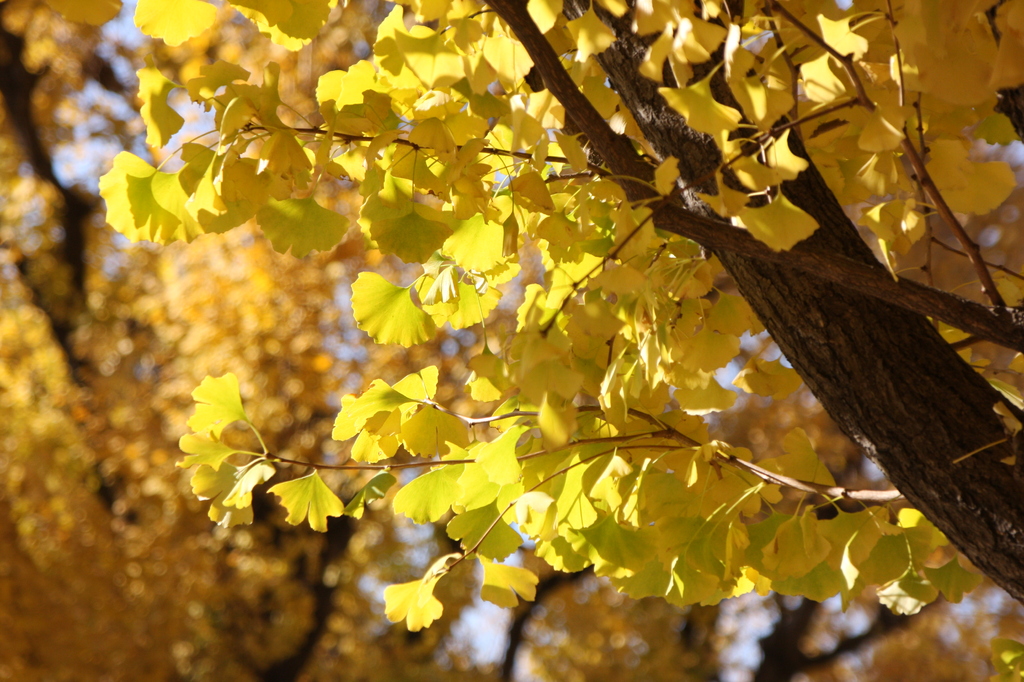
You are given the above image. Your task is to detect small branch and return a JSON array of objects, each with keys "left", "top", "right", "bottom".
[
  {"left": 717, "top": 451, "right": 903, "bottom": 502},
  {"left": 900, "top": 139, "right": 1006, "bottom": 306},
  {"left": 501, "top": 570, "right": 587, "bottom": 681},
  {"left": 883, "top": 0, "right": 906, "bottom": 107},
  {"left": 930, "top": 236, "right": 1024, "bottom": 284},
  {"left": 254, "top": 124, "right": 611, "bottom": 177},
  {"left": 950, "top": 335, "right": 981, "bottom": 351}
]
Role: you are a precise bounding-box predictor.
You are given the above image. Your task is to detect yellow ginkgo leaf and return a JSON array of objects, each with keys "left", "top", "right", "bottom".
[
  {"left": 660, "top": 78, "right": 742, "bottom": 136},
  {"left": 734, "top": 194, "right": 819, "bottom": 251},
  {"left": 764, "top": 130, "right": 809, "bottom": 181},
  {"left": 527, "top": 0, "right": 563, "bottom": 33},
  {"left": 135, "top": 0, "right": 217, "bottom": 46},
  {"left": 395, "top": 29, "right": 466, "bottom": 88},
  {"left": 566, "top": 7, "right": 616, "bottom": 62},
  {"left": 269, "top": 473, "right": 345, "bottom": 532},
  {"left": 858, "top": 105, "right": 906, "bottom": 152},
  {"left": 350, "top": 272, "right": 438, "bottom": 346},
  {"left": 817, "top": 15, "right": 868, "bottom": 60},
  {"left": 479, "top": 559, "right": 540, "bottom": 607},
  {"left": 927, "top": 140, "right": 1016, "bottom": 214},
  {"left": 801, "top": 53, "right": 845, "bottom": 103},
  {"left": 137, "top": 57, "right": 184, "bottom": 148},
  {"left": 45, "top": 0, "right": 121, "bottom": 25},
  {"left": 655, "top": 156, "right": 681, "bottom": 195}
]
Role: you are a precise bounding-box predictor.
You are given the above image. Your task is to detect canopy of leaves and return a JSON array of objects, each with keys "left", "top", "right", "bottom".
[{"left": 6, "top": 0, "right": 1024, "bottom": 679}]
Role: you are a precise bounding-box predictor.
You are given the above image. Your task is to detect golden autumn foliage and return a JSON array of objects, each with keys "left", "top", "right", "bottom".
[{"left": 5, "top": 0, "right": 1024, "bottom": 680}]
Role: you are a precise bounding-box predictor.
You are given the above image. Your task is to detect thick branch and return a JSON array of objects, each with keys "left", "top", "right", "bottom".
[
  {"left": 260, "top": 516, "right": 354, "bottom": 682},
  {"left": 0, "top": 18, "right": 95, "bottom": 296},
  {"left": 501, "top": 570, "right": 586, "bottom": 681}
]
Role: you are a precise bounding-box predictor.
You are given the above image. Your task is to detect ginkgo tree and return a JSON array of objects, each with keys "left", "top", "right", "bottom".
[{"left": 56, "top": 0, "right": 1024, "bottom": 668}]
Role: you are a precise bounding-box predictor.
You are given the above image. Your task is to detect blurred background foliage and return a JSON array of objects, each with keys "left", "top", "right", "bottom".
[{"left": 1, "top": 0, "right": 1023, "bottom": 680}]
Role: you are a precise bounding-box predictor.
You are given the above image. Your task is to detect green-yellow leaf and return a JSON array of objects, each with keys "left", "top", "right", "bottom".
[
  {"left": 344, "top": 471, "right": 397, "bottom": 519},
  {"left": 762, "top": 512, "right": 831, "bottom": 579},
  {"left": 189, "top": 463, "right": 255, "bottom": 527},
  {"left": 577, "top": 514, "right": 656, "bottom": 572},
  {"left": 735, "top": 194, "right": 819, "bottom": 251},
  {"left": 369, "top": 204, "right": 452, "bottom": 263},
  {"left": 991, "top": 638, "right": 1024, "bottom": 679},
  {"left": 256, "top": 196, "right": 349, "bottom": 257},
  {"left": 99, "top": 152, "right": 205, "bottom": 244},
  {"left": 137, "top": 56, "right": 184, "bottom": 147},
  {"left": 187, "top": 373, "right": 250, "bottom": 437},
  {"left": 222, "top": 460, "right": 276, "bottom": 508},
  {"left": 877, "top": 569, "right": 938, "bottom": 615},
  {"left": 447, "top": 502, "right": 523, "bottom": 560},
  {"left": 660, "top": 78, "right": 742, "bottom": 137},
  {"left": 351, "top": 272, "right": 437, "bottom": 346},
  {"left": 476, "top": 425, "right": 529, "bottom": 485},
  {"left": 269, "top": 472, "right": 345, "bottom": 532},
  {"left": 401, "top": 406, "right": 470, "bottom": 456},
  {"left": 393, "top": 465, "right": 464, "bottom": 523},
  {"left": 135, "top": 0, "right": 216, "bottom": 46},
  {"left": 332, "top": 380, "right": 418, "bottom": 441},
  {"left": 444, "top": 215, "right": 505, "bottom": 272},
  {"left": 923, "top": 555, "right": 983, "bottom": 603},
  {"left": 479, "top": 559, "right": 539, "bottom": 607},
  {"left": 178, "top": 433, "right": 242, "bottom": 470}
]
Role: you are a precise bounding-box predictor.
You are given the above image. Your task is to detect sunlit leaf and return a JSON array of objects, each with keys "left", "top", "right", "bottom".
[
  {"left": 269, "top": 472, "right": 345, "bottom": 532},
  {"left": 178, "top": 434, "right": 243, "bottom": 471},
  {"left": 351, "top": 272, "right": 437, "bottom": 346},
  {"left": 135, "top": 0, "right": 216, "bottom": 46},
  {"left": 479, "top": 559, "right": 539, "bottom": 607},
  {"left": 187, "top": 373, "right": 250, "bottom": 437},
  {"left": 344, "top": 472, "right": 398, "bottom": 519},
  {"left": 735, "top": 194, "right": 819, "bottom": 251},
  {"left": 256, "top": 196, "right": 349, "bottom": 257},
  {"left": 99, "top": 152, "right": 206, "bottom": 244},
  {"left": 137, "top": 57, "right": 184, "bottom": 147},
  {"left": 393, "top": 465, "right": 463, "bottom": 523}
]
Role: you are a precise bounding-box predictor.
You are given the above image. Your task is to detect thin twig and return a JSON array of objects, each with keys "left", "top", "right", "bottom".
[
  {"left": 252, "top": 124, "right": 612, "bottom": 177},
  {"left": 902, "top": 138, "right": 1007, "bottom": 306},
  {"left": 717, "top": 451, "right": 903, "bottom": 502},
  {"left": 883, "top": 0, "right": 906, "bottom": 107},
  {"left": 930, "top": 236, "right": 1024, "bottom": 284}
]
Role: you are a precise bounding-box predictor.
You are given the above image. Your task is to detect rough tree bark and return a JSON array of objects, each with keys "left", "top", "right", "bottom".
[{"left": 487, "top": 0, "right": 1024, "bottom": 604}]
